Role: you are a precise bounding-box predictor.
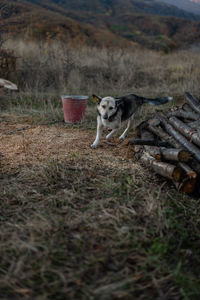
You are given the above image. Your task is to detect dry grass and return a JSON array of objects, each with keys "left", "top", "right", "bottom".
[
  {"left": 2, "top": 40, "right": 200, "bottom": 127},
  {"left": 1, "top": 118, "right": 200, "bottom": 299},
  {"left": 1, "top": 41, "right": 200, "bottom": 299},
  {"left": 4, "top": 39, "right": 200, "bottom": 98}
]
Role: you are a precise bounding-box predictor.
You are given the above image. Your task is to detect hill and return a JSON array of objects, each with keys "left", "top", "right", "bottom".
[
  {"left": 25, "top": 0, "right": 200, "bottom": 20},
  {"left": 1, "top": 0, "right": 200, "bottom": 51}
]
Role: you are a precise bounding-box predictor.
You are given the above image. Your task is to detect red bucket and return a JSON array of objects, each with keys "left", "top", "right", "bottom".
[{"left": 61, "top": 95, "right": 88, "bottom": 123}]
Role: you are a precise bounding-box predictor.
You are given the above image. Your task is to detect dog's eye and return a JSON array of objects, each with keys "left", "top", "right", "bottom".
[
  {"left": 102, "top": 105, "right": 106, "bottom": 109},
  {"left": 109, "top": 107, "right": 114, "bottom": 110}
]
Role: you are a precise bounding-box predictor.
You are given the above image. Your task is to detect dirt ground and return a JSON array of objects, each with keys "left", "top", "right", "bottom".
[{"left": 0, "top": 121, "right": 140, "bottom": 174}]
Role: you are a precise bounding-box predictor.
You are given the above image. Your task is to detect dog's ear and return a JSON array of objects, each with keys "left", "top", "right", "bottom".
[
  {"left": 115, "top": 98, "right": 124, "bottom": 107},
  {"left": 92, "top": 94, "right": 102, "bottom": 104}
]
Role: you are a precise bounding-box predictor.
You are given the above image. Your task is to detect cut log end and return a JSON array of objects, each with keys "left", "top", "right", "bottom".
[
  {"left": 172, "top": 167, "right": 182, "bottom": 182},
  {"left": 159, "top": 148, "right": 191, "bottom": 162},
  {"left": 148, "top": 148, "right": 162, "bottom": 161},
  {"left": 155, "top": 154, "right": 162, "bottom": 161},
  {"left": 178, "top": 162, "right": 197, "bottom": 179},
  {"left": 178, "top": 150, "right": 192, "bottom": 162},
  {"left": 182, "top": 179, "right": 196, "bottom": 194},
  {"left": 187, "top": 171, "right": 197, "bottom": 179},
  {"left": 175, "top": 178, "right": 197, "bottom": 194}
]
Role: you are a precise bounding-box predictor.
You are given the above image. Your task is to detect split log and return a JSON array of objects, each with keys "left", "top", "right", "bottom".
[
  {"left": 168, "top": 109, "right": 199, "bottom": 121},
  {"left": 168, "top": 117, "right": 200, "bottom": 148},
  {"left": 158, "top": 116, "right": 200, "bottom": 162},
  {"left": 141, "top": 152, "right": 182, "bottom": 182},
  {"left": 147, "top": 124, "right": 181, "bottom": 148},
  {"left": 178, "top": 163, "right": 197, "bottom": 179},
  {"left": 185, "top": 92, "right": 200, "bottom": 115},
  {"left": 173, "top": 178, "right": 197, "bottom": 194},
  {"left": 174, "top": 161, "right": 197, "bottom": 194}
]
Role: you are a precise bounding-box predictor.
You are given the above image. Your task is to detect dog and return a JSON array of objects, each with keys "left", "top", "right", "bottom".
[{"left": 91, "top": 93, "right": 173, "bottom": 148}]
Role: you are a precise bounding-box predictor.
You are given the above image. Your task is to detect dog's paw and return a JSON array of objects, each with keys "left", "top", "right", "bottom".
[{"left": 91, "top": 143, "right": 98, "bottom": 149}]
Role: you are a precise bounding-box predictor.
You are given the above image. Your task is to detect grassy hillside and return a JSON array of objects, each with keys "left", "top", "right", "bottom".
[
  {"left": 1, "top": 0, "right": 200, "bottom": 51},
  {"left": 26, "top": 0, "right": 200, "bottom": 20}
]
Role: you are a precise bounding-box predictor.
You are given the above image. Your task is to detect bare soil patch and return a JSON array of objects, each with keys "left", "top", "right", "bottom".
[{"left": 0, "top": 121, "right": 138, "bottom": 173}]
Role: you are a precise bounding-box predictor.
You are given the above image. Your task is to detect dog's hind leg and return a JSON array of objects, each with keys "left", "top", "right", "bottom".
[
  {"left": 91, "top": 116, "right": 103, "bottom": 148},
  {"left": 119, "top": 115, "right": 135, "bottom": 140}
]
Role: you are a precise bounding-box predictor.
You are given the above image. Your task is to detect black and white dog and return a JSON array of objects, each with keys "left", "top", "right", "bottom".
[{"left": 91, "top": 93, "right": 172, "bottom": 148}]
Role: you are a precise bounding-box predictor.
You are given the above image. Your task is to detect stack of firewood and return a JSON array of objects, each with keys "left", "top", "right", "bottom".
[{"left": 130, "top": 92, "right": 200, "bottom": 195}]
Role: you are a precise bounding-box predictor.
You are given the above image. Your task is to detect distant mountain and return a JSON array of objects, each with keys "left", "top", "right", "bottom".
[
  {"left": 1, "top": 0, "right": 200, "bottom": 51},
  {"left": 160, "top": 0, "right": 200, "bottom": 15},
  {"left": 25, "top": 0, "right": 200, "bottom": 20}
]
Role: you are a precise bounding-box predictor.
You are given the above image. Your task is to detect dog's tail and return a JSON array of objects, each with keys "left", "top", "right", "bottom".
[{"left": 143, "top": 96, "right": 173, "bottom": 106}]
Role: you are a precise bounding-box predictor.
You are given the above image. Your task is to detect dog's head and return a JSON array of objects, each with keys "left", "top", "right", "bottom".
[{"left": 93, "top": 94, "right": 123, "bottom": 120}]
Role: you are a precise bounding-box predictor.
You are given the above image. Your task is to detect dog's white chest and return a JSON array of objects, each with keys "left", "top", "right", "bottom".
[{"left": 102, "top": 118, "right": 119, "bottom": 129}]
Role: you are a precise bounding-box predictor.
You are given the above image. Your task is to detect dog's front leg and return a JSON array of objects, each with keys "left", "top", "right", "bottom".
[
  {"left": 106, "top": 129, "right": 119, "bottom": 140},
  {"left": 91, "top": 116, "right": 103, "bottom": 148}
]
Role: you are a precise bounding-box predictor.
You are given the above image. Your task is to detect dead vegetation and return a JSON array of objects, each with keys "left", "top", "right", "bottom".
[
  {"left": 1, "top": 42, "right": 200, "bottom": 299},
  {"left": 1, "top": 118, "right": 200, "bottom": 299},
  {"left": 4, "top": 39, "right": 200, "bottom": 97}
]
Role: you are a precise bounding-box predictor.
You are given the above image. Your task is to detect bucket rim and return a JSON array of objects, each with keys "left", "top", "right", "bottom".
[{"left": 61, "top": 95, "right": 89, "bottom": 100}]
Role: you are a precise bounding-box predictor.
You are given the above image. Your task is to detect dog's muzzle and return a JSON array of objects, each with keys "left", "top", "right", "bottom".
[{"left": 103, "top": 114, "right": 108, "bottom": 120}]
